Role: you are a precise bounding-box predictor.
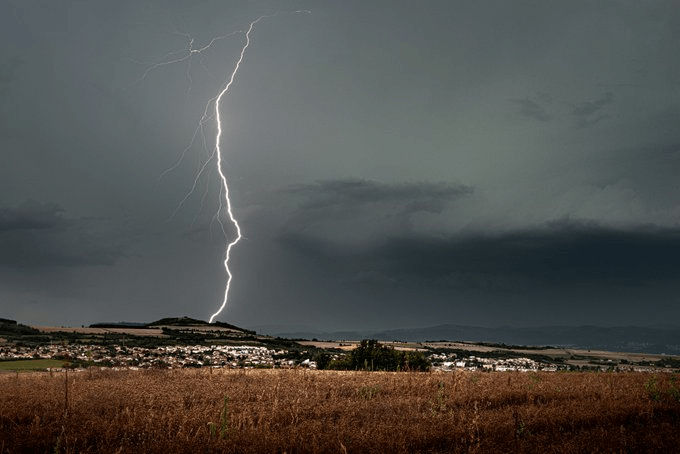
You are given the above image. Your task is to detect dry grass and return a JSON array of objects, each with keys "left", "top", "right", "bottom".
[{"left": 1, "top": 368, "right": 678, "bottom": 453}]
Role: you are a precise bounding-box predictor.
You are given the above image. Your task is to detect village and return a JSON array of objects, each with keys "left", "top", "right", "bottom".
[
  {"left": 3, "top": 341, "right": 670, "bottom": 373},
  {"left": 0, "top": 342, "right": 563, "bottom": 372},
  {"left": 428, "top": 352, "right": 560, "bottom": 372},
  {"left": 0, "top": 343, "right": 294, "bottom": 370}
]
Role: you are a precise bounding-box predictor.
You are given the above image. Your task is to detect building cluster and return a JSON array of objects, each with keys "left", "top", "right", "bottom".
[
  {"left": 430, "top": 352, "right": 561, "bottom": 372},
  {"left": 0, "top": 344, "right": 303, "bottom": 369}
]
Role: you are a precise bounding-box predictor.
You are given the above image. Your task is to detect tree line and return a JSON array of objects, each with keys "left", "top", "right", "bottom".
[{"left": 316, "top": 339, "right": 430, "bottom": 371}]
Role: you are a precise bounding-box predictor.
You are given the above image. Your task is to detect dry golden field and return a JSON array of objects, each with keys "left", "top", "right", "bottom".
[{"left": 1, "top": 368, "right": 679, "bottom": 453}]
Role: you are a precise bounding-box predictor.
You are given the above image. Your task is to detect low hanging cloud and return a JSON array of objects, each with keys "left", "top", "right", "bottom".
[
  {"left": 570, "top": 92, "right": 614, "bottom": 129},
  {"left": 510, "top": 98, "right": 552, "bottom": 122},
  {"left": 279, "top": 218, "right": 680, "bottom": 292},
  {"left": 509, "top": 92, "right": 615, "bottom": 128},
  {"left": 0, "top": 200, "right": 127, "bottom": 267},
  {"left": 280, "top": 179, "right": 473, "bottom": 241},
  {"left": 0, "top": 200, "right": 63, "bottom": 231},
  {"left": 286, "top": 179, "right": 473, "bottom": 209}
]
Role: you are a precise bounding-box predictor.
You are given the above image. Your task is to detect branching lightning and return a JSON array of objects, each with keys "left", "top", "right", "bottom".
[{"left": 134, "top": 11, "right": 310, "bottom": 324}]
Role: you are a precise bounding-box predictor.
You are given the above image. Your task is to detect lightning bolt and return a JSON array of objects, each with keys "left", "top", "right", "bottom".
[
  {"left": 133, "top": 11, "right": 310, "bottom": 324},
  {"left": 208, "top": 15, "right": 266, "bottom": 324}
]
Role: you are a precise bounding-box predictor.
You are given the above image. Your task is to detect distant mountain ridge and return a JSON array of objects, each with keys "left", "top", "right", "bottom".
[{"left": 267, "top": 324, "right": 680, "bottom": 354}]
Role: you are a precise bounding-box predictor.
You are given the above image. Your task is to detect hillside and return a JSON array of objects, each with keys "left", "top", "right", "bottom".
[{"left": 146, "top": 316, "right": 209, "bottom": 326}]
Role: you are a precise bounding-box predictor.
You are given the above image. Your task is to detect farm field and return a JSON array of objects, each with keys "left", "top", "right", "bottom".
[
  {"left": 0, "top": 359, "right": 66, "bottom": 371},
  {"left": 1, "top": 369, "right": 679, "bottom": 453}
]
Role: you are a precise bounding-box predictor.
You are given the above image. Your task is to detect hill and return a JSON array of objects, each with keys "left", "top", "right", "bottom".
[
  {"left": 144, "top": 316, "right": 254, "bottom": 334},
  {"left": 0, "top": 318, "right": 43, "bottom": 339},
  {"left": 145, "top": 316, "right": 209, "bottom": 327}
]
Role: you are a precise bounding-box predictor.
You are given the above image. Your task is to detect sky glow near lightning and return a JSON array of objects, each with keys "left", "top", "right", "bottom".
[{"left": 136, "top": 11, "right": 311, "bottom": 324}]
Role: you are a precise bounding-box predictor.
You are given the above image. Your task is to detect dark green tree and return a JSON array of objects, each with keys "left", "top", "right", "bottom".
[
  {"left": 312, "top": 351, "right": 331, "bottom": 370},
  {"left": 329, "top": 340, "right": 430, "bottom": 371}
]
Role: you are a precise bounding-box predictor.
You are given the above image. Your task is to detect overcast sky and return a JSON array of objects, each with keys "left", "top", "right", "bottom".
[{"left": 1, "top": 0, "right": 679, "bottom": 330}]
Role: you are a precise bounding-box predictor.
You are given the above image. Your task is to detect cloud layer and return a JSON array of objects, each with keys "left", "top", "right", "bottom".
[
  {"left": 0, "top": 200, "right": 125, "bottom": 267},
  {"left": 1, "top": 0, "right": 679, "bottom": 328}
]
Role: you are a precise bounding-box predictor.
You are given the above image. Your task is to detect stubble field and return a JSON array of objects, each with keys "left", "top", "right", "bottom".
[{"left": 1, "top": 368, "right": 679, "bottom": 453}]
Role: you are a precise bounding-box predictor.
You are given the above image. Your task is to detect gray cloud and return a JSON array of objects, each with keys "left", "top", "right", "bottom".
[
  {"left": 570, "top": 92, "right": 614, "bottom": 129},
  {"left": 286, "top": 179, "right": 472, "bottom": 212},
  {"left": 0, "top": 200, "right": 127, "bottom": 267},
  {"left": 510, "top": 98, "right": 552, "bottom": 122},
  {"left": 280, "top": 219, "right": 680, "bottom": 291},
  {"left": 281, "top": 179, "right": 473, "bottom": 240},
  {"left": 0, "top": 200, "right": 63, "bottom": 231}
]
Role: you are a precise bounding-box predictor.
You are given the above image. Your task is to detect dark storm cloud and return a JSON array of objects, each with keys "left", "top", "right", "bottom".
[
  {"left": 279, "top": 220, "right": 680, "bottom": 291},
  {"left": 570, "top": 92, "right": 614, "bottom": 129},
  {"left": 0, "top": 200, "right": 126, "bottom": 267},
  {"left": 510, "top": 98, "right": 552, "bottom": 122},
  {"left": 0, "top": 200, "right": 62, "bottom": 231},
  {"left": 385, "top": 221, "right": 680, "bottom": 288},
  {"left": 280, "top": 179, "right": 474, "bottom": 239},
  {"left": 286, "top": 179, "right": 473, "bottom": 212}
]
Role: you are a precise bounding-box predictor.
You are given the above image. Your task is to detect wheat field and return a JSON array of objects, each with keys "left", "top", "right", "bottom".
[{"left": 1, "top": 368, "right": 678, "bottom": 453}]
